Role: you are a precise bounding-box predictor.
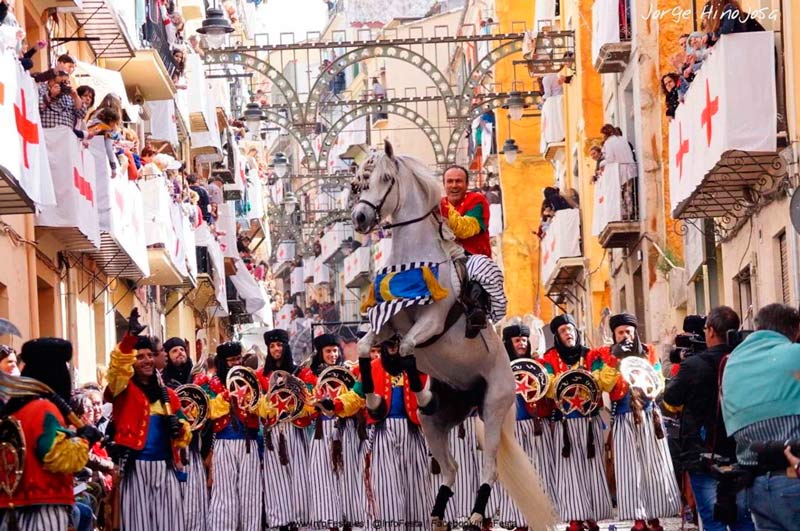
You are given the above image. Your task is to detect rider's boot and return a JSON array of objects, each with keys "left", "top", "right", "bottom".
[{"left": 463, "top": 281, "right": 490, "bottom": 339}]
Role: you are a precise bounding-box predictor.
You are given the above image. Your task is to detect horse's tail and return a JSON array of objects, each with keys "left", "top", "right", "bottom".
[{"left": 476, "top": 410, "right": 557, "bottom": 531}]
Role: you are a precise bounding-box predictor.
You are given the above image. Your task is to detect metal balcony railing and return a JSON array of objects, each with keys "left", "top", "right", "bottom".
[{"left": 142, "top": 0, "right": 177, "bottom": 78}]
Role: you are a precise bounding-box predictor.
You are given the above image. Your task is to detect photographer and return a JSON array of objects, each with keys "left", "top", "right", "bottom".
[
  {"left": 722, "top": 303, "right": 800, "bottom": 531},
  {"left": 37, "top": 67, "right": 87, "bottom": 131},
  {"left": 662, "top": 306, "right": 754, "bottom": 531}
]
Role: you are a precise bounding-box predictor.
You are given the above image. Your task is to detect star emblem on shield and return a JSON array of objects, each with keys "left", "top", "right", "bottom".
[
  {"left": 559, "top": 384, "right": 595, "bottom": 416},
  {"left": 514, "top": 372, "right": 541, "bottom": 403}
]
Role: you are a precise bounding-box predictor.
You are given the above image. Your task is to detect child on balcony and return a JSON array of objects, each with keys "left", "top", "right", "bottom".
[{"left": 87, "top": 107, "right": 122, "bottom": 178}]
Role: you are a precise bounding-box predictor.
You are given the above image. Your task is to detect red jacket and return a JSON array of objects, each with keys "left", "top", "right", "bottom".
[
  {"left": 440, "top": 192, "right": 492, "bottom": 257},
  {"left": 4, "top": 399, "right": 80, "bottom": 507},
  {"left": 586, "top": 343, "right": 659, "bottom": 402},
  {"left": 367, "top": 358, "right": 427, "bottom": 425}
]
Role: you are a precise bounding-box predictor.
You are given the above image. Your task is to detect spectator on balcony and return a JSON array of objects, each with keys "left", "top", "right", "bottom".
[
  {"left": 187, "top": 174, "right": 213, "bottom": 225},
  {"left": 661, "top": 73, "right": 687, "bottom": 120},
  {"left": 207, "top": 176, "right": 224, "bottom": 217},
  {"left": 589, "top": 145, "right": 605, "bottom": 182},
  {"left": 72, "top": 85, "right": 95, "bottom": 139},
  {"left": 601, "top": 124, "right": 636, "bottom": 180},
  {"left": 171, "top": 48, "right": 186, "bottom": 88},
  {"left": 544, "top": 186, "right": 577, "bottom": 212},
  {"left": 703, "top": 0, "right": 765, "bottom": 39},
  {"left": 38, "top": 68, "right": 88, "bottom": 131},
  {"left": 536, "top": 202, "right": 555, "bottom": 239},
  {"left": 31, "top": 53, "right": 76, "bottom": 83},
  {"left": 541, "top": 71, "right": 564, "bottom": 100},
  {"left": 87, "top": 107, "right": 122, "bottom": 178}
]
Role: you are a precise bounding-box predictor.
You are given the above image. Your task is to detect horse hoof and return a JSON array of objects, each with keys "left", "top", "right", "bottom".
[{"left": 418, "top": 391, "right": 439, "bottom": 416}]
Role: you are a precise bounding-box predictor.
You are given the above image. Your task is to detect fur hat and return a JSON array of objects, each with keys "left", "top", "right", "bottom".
[
  {"left": 549, "top": 314, "right": 577, "bottom": 335},
  {"left": 609, "top": 313, "right": 638, "bottom": 332},
  {"left": 502, "top": 324, "right": 530, "bottom": 342},
  {"left": 20, "top": 338, "right": 73, "bottom": 401},
  {"left": 263, "top": 329, "right": 290, "bottom": 345},
  {"left": 163, "top": 337, "right": 186, "bottom": 353},
  {"left": 313, "top": 334, "right": 340, "bottom": 352},
  {"left": 216, "top": 341, "right": 243, "bottom": 360},
  {"left": 134, "top": 336, "right": 154, "bottom": 351}
]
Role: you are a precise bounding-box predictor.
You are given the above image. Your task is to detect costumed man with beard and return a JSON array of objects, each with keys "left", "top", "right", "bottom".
[
  {"left": 542, "top": 315, "right": 611, "bottom": 531},
  {"left": 105, "top": 310, "right": 192, "bottom": 531},
  {"left": 259, "top": 329, "right": 316, "bottom": 531},
  {"left": 355, "top": 336, "right": 434, "bottom": 530},
  {"left": 0, "top": 338, "right": 99, "bottom": 531},
  {"left": 587, "top": 314, "right": 680, "bottom": 531},
  {"left": 306, "top": 334, "right": 364, "bottom": 530},
  {"left": 162, "top": 337, "right": 208, "bottom": 531},
  {"left": 196, "top": 341, "right": 264, "bottom": 531},
  {"left": 490, "top": 323, "right": 555, "bottom": 531}
]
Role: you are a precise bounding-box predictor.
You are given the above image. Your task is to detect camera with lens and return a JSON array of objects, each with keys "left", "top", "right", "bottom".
[
  {"left": 726, "top": 329, "right": 754, "bottom": 349},
  {"left": 670, "top": 315, "right": 707, "bottom": 363},
  {"left": 751, "top": 439, "right": 800, "bottom": 471}
]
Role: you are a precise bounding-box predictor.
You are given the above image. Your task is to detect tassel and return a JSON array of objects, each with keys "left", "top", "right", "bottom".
[
  {"left": 364, "top": 452, "right": 377, "bottom": 519},
  {"left": 314, "top": 417, "right": 323, "bottom": 440},
  {"left": 561, "top": 419, "right": 571, "bottom": 458},
  {"left": 360, "top": 283, "right": 377, "bottom": 313},
  {"left": 357, "top": 414, "right": 368, "bottom": 441},
  {"left": 422, "top": 266, "right": 449, "bottom": 300},
  {"left": 653, "top": 407, "right": 665, "bottom": 439},
  {"left": 264, "top": 430, "right": 274, "bottom": 452},
  {"left": 278, "top": 432, "right": 289, "bottom": 466},
  {"left": 331, "top": 438, "right": 343, "bottom": 476},
  {"left": 631, "top": 388, "right": 644, "bottom": 426},
  {"left": 586, "top": 418, "right": 596, "bottom": 459},
  {"left": 532, "top": 413, "right": 543, "bottom": 436},
  {"left": 6, "top": 509, "right": 18, "bottom": 531},
  {"left": 458, "top": 422, "right": 466, "bottom": 439},
  {"left": 430, "top": 457, "right": 441, "bottom": 475}
]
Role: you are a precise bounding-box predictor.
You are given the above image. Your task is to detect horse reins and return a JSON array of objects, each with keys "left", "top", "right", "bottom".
[{"left": 356, "top": 159, "right": 437, "bottom": 231}]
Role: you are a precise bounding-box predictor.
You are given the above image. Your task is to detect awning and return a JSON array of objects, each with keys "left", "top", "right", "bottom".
[
  {"left": 71, "top": 0, "right": 135, "bottom": 60},
  {"left": 74, "top": 61, "right": 140, "bottom": 122}
]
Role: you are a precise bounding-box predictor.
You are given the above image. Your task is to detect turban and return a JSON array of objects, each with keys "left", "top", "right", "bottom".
[
  {"left": 549, "top": 314, "right": 577, "bottom": 335},
  {"left": 609, "top": 313, "right": 638, "bottom": 332},
  {"left": 502, "top": 324, "right": 530, "bottom": 342},
  {"left": 263, "top": 329, "right": 290, "bottom": 345},
  {"left": 163, "top": 337, "right": 186, "bottom": 353}
]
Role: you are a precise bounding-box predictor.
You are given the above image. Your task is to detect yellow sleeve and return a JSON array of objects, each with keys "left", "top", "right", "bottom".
[
  {"left": 253, "top": 394, "right": 277, "bottom": 420},
  {"left": 208, "top": 394, "right": 231, "bottom": 420},
  {"left": 336, "top": 390, "right": 365, "bottom": 417},
  {"left": 107, "top": 346, "right": 136, "bottom": 397},
  {"left": 595, "top": 365, "right": 620, "bottom": 393},
  {"left": 43, "top": 432, "right": 89, "bottom": 474},
  {"left": 446, "top": 204, "right": 482, "bottom": 239},
  {"left": 544, "top": 376, "right": 557, "bottom": 399},
  {"left": 175, "top": 419, "right": 192, "bottom": 449}
]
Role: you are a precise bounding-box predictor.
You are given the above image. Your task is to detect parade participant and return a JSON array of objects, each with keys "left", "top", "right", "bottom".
[
  {"left": 542, "top": 315, "right": 611, "bottom": 531},
  {"left": 588, "top": 313, "right": 680, "bottom": 531},
  {"left": 196, "top": 341, "right": 264, "bottom": 531},
  {"left": 360, "top": 337, "right": 433, "bottom": 529},
  {"left": 259, "top": 328, "right": 315, "bottom": 531},
  {"left": 162, "top": 337, "right": 193, "bottom": 389},
  {"left": 439, "top": 165, "right": 506, "bottom": 338},
  {"left": 151, "top": 336, "right": 167, "bottom": 374},
  {"left": 162, "top": 337, "right": 207, "bottom": 531},
  {"left": 105, "top": 310, "right": 191, "bottom": 531},
  {"left": 491, "top": 322, "right": 556, "bottom": 531},
  {"left": 0, "top": 338, "right": 98, "bottom": 531}
]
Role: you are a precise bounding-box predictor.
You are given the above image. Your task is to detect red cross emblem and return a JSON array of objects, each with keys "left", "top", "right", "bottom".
[
  {"left": 14, "top": 89, "right": 39, "bottom": 169},
  {"left": 73, "top": 166, "right": 94, "bottom": 205},
  {"left": 700, "top": 79, "right": 719, "bottom": 147},
  {"left": 676, "top": 122, "right": 690, "bottom": 180}
]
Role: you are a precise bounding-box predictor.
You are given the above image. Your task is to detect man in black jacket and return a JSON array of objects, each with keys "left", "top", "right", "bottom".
[{"left": 662, "top": 306, "right": 755, "bottom": 531}]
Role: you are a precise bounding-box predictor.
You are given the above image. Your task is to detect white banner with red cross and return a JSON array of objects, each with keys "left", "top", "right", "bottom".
[
  {"left": 668, "top": 32, "right": 776, "bottom": 215},
  {"left": 0, "top": 50, "right": 56, "bottom": 207},
  {"left": 35, "top": 127, "right": 101, "bottom": 248},
  {"left": 591, "top": 162, "right": 623, "bottom": 236},
  {"left": 541, "top": 208, "right": 581, "bottom": 285}
]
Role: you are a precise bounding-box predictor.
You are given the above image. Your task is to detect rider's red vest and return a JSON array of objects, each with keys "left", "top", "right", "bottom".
[
  {"left": 440, "top": 192, "right": 492, "bottom": 257},
  {"left": 367, "top": 358, "right": 428, "bottom": 426}
]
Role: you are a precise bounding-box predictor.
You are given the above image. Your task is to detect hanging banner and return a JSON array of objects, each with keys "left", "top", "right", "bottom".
[
  {"left": 0, "top": 50, "right": 56, "bottom": 207},
  {"left": 36, "top": 127, "right": 100, "bottom": 249},
  {"left": 591, "top": 162, "right": 623, "bottom": 236},
  {"left": 668, "top": 32, "right": 776, "bottom": 216},
  {"left": 540, "top": 208, "right": 581, "bottom": 284},
  {"left": 291, "top": 266, "right": 305, "bottom": 295}
]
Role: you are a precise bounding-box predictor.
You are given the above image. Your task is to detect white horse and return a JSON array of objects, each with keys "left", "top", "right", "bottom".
[{"left": 352, "top": 142, "right": 555, "bottom": 531}]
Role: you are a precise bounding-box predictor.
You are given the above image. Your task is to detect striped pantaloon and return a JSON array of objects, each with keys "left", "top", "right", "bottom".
[
  {"left": 367, "top": 418, "right": 432, "bottom": 529},
  {"left": 183, "top": 448, "right": 208, "bottom": 531},
  {"left": 121, "top": 459, "right": 186, "bottom": 531},
  {"left": 491, "top": 417, "right": 556, "bottom": 527},
  {"left": 339, "top": 417, "right": 368, "bottom": 526},
  {"left": 431, "top": 415, "right": 480, "bottom": 525},
  {"left": 613, "top": 409, "right": 681, "bottom": 520},
  {"left": 553, "top": 417, "right": 612, "bottom": 522},
  {"left": 466, "top": 255, "right": 507, "bottom": 321},
  {"left": 307, "top": 417, "right": 344, "bottom": 526},
  {"left": 263, "top": 423, "right": 308, "bottom": 527},
  {"left": 0, "top": 506, "right": 70, "bottom": 531},
  {"left": 207, "top": 438, "right": 264, "bottom": 531}
]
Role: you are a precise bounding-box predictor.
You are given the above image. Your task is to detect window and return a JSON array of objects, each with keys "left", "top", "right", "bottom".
[
  {"left": 777, "top": 230, "right": 790, "bottom": 304},
  {"left": 735, "top": 267, "right": 753, "bottom": 329}
]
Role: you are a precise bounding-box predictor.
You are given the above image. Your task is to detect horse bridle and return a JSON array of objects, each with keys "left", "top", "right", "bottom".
[{"left": 355, "top": 161, "right": 435, "bottom": 231}]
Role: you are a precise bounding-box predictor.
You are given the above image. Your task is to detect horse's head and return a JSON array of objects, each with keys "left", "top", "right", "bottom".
[
  {"left": 351, "top": 141, "right": 402, "bottom": 234},
  {"left": 351, "top": 140, "right": 441, "bottom": 234}
]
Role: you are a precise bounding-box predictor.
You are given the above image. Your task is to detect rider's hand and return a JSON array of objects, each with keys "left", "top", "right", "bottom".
[{"left": 127, "top": 308, "right": 147, "bottom": 336}]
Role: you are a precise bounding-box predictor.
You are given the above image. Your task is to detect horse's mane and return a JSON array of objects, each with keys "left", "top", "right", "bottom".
[{"left": 388, "top": 154, "right": 442, "bottom": 212}]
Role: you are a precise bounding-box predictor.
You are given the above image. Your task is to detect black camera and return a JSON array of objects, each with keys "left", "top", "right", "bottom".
[
  {"left": 751, "top": 439, "right": 800, "bottom": 470},
  {"left": 726, "top": 329, "right": 754, "bottom": 349}
]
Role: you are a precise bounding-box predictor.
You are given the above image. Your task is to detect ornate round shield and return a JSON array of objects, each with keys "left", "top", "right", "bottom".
[
  {"left": 619, "top": 356, "right": 664, "bottom": 399},
  {"left": 0, "top": 417, "right": 25, "bottom": 497},
  {"left": 225, "top": 366, "right": 261, "bottom": 410},
  {"left": 511, "top": 358, "right": 550, "bottom": 404},
  {"left": 554, "top": 369, "right": 600, "bottom": 417},
  {"left": 316, "top": 366, "right": 356, "bottom": 401},
  {"left": 176, "top": 384, "right": 210, "bottom": 431},
  {"left": 267, "top": 370, "right": 307, "bottom": 423}
]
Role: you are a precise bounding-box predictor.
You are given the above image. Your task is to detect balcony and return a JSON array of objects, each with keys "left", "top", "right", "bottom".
[
  {"left": 320, "top": 222, "right": 356, "bottom": 264},
  {"left": 193, "top": 224, "right": 228, "bottom": 312},
  {"left": 35, "top": 128, "right": 101, "bottom": 251},
  {"left": 84, "top": 138, "right": 150, "bottom": 279},
  {"left": 273, "top": 240, "right": 296, "bottom": 277},
  {"left": 540, "top": 94, "right": 565, "bottom": 160},
  {"left": 71, "top": 0, "right": 135, "bottom": 61},
  {"left": 541, "top": 209, "right": 584, "bottom": 301},
  {"left": 344, "top": 246, "right": 371, "bottom": 288},
  {"left": 291, "top": 266, "right": 306, "bottom": 295},
  {"left": 592, "top": 163, "right": 640, "bottom": 249},
  {"left": 592, "top": 0, "right": 632, "bottom": 74},
  {"left": 668, "top": 32, "right": 785, "bottom": 239},
  {"left": 372, "top": 237, "right": 391, "bottom": 270},
  {"left": 139, "top": 176, "right": 192, "bottom": 286},
  {"left": 303, "top": 257, "right": 315, "bottom": 282},
  {"left": 313, "top": 257, "right": 331, "bottom": 285}
]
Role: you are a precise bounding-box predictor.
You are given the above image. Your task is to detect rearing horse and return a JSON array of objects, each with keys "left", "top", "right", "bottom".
[{"left": 352, "top": 142, "right": 555, "bottom": 531}]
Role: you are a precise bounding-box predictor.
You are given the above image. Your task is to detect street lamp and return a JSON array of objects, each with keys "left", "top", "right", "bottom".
[
  {"left": 196, "top": 7, "right": 234, "bottom": 49},
  {"left": 503, "top": 91, "right": 527, "bottom": 121},
  {"left": 282, "top": 192, "right": 299, "bottom": 215},
  {"left": 500, "top": 138, "right": 521, "bottom": 164},
  {"left": 242, "top": 102, "right": 263, "bottom": 136},
  {"left": 270, "top": 152, "right": 289, "bottom": 178}
]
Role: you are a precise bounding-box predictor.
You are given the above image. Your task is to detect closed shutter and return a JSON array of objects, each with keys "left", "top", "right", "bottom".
[{"left": 779, "top": 231, "right": 790, "bottom": 304}]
